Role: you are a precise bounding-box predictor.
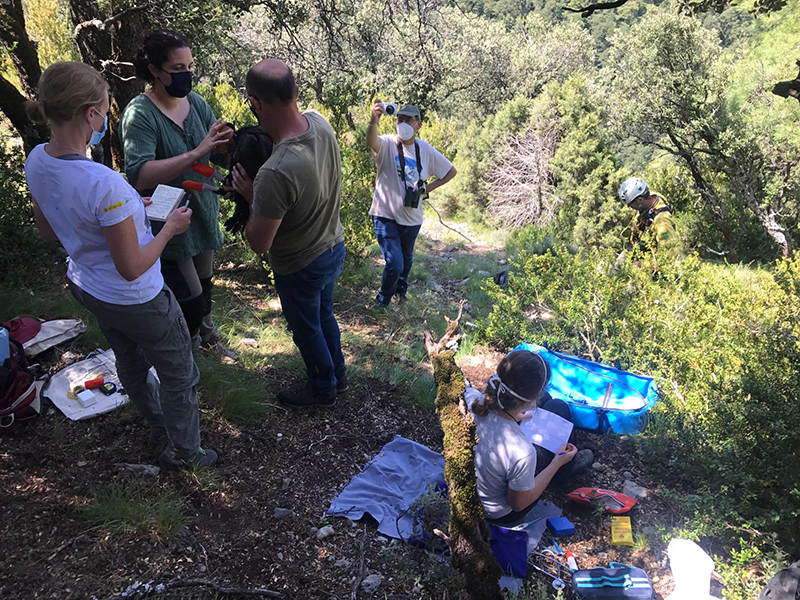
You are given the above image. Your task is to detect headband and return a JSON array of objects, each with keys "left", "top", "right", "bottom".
[{"left": 489, "top": 353, "right": 549, "bottom": 409}]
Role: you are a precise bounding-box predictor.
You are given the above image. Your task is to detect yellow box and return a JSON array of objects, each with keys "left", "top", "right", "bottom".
[{"left": 611, "top": 516, "right": 634, "bottom": 546}]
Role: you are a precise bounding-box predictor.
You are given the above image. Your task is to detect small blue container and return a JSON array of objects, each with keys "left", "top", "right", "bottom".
[
  {"left": 0, "top": 327, "right": 10, "bottom": 365},
  {"left": 546, "top": 516, "right": 575, "bottom": 536}
]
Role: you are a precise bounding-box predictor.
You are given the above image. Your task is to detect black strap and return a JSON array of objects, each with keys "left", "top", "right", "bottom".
[{"left": 396, "top": 140, "right": 422, "bottom": 188}]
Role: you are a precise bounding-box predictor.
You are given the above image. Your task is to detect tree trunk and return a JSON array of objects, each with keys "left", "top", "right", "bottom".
[
  {"left": 0, "top": 0, "right": 43, "bottom": 96},
  {"left": 0, "top": 0, "right": 49, "bottom": 152},
  {"left": 69, "top": 0, "right": 147, "bottom": 168},
  {"left": 0, "top": 76, "right": 49, "bottom": 152},
  {"left": 424, "top": 303, "right": 503, "bottom": 600}
]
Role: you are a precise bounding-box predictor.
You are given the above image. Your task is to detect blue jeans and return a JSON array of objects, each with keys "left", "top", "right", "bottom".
[
  {"left": 373, "top": 216, "right": 421, "bottom": 305},
  {"left": 273, "top": 242, "right": 346, "bottom": 393}
]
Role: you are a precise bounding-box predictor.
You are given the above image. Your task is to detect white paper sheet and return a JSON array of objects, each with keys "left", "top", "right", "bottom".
[
  {"left": 45, "top": 349, "right": 133, "bottom": 420},
  {"left": 145, "top": 184, "right": 185, "bottom": 221},
  {"left": 519, "top": 408, "right": 573, "bottom": 454}
]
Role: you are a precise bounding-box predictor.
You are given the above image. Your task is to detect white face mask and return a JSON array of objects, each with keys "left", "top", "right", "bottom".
[{"left": 397, "top": 122, "right": 415, "bottom": 141}]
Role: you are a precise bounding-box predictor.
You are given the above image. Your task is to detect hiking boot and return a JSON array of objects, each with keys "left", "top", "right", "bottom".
[
  {"left": 570, "top": 449, "right": 594, "bottom": 475},
  {"left": 336, "top": 371, "right": 349, "bottom": 394},
  {"left": 159, "top": 447, "right": 219, "bottom": 472},
  {"left": 277, "top": 385, "right": 337, "bottom": 409}
]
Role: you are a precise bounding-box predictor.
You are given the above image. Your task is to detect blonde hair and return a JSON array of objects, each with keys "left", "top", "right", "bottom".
[
  {"left": 26, "top": 62, "right": 109, "bottom": 125},
  {"left": 472, "top": 350, "right": 551, "bottom": 417}
]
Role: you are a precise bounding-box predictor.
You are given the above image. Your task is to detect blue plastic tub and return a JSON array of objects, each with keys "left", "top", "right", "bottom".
[{"left": 511, "top": 343, "right": 658, "bottom": 434}]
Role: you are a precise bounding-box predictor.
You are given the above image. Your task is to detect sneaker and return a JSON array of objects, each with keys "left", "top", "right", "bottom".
[
  {"left": 570, "top": 449, "right": 594, "bottom": 475},
  {"left": 200, "top": 327, "right": 222, "bottom": 346},
  {"left": 159, "top": 447, "right": 219, "bottom": 472},
  {"left": 277, "top": 385, "right": 337, "bottom": 409},
  {"left": 336, "top": 371, "right": 349, "bottom": 394}
]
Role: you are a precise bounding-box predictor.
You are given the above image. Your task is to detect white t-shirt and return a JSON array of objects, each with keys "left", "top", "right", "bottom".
[
  {"left": 369, "top": 134, "right": 453, "bottom": 226},
  {"left": 25, "top": 144, "right": 163, "bottom": 305},
  {"left": 467, "top": 387, "right": 537, "bottom": 519}
]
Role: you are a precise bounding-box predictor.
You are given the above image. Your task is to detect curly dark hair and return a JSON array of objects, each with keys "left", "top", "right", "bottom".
[{"left": 133, "top": 29, "right": 190, "bottom": 83}]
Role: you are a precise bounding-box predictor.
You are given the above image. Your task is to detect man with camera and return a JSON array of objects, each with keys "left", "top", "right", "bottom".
[{"left": 367, "top": 100, "right": 457, "bottom": 307}]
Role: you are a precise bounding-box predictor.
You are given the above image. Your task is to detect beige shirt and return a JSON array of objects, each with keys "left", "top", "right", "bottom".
[
  {"left": 369, "top": 134, "right": 453, "bottom": 226},
  {"left": 252, "top": 111, "right": 344, "bottom": 275}
]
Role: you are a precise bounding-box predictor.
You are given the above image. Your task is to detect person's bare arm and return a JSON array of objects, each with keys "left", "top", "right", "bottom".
[
  {"left": 245, "top": 214, "right": 282, "bottom": 255},
  {"left": 32, "top": 199, "right": 58, "bottom": 242},
  {"left": 426, "top": 166, "right": 457, "bottom": 194},
  {"left": 366, "top": 99, "right": 384, "bottom": 155},
  {"left": 103, "top": 206, "right": 192, "bottom": 281},
  {"left": 134, "top": 120, "right": 232, "bottom": 191},
  {"left": 507, "top": 443, "right": 577, "bottom": 511}
]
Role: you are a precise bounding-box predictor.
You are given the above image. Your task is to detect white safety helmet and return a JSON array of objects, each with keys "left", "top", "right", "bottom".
[{"left": 619, "top": 177, "right": 650, "bottom": 205}]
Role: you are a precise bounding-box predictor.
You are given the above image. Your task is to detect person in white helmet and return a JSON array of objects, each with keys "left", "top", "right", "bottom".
[{"left": 619, "top": 177, "right": 677, "bottom": 259}]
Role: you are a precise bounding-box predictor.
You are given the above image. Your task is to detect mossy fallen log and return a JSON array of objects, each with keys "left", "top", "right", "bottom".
[{"left": 424, "top": 302, "right": 502, "bottom": 600}]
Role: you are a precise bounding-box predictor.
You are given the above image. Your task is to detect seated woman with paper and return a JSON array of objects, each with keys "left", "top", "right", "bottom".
[
  {"left": 470, "top": 350, "right": 593, "bottom": 527},
  {"left": 24, "top": 61, "right": 217, "bottom": 471}
]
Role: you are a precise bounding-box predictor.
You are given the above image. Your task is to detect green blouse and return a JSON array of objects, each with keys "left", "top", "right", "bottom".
[{"left": 120, "top": 92, "right": 225, "bottom": 261}]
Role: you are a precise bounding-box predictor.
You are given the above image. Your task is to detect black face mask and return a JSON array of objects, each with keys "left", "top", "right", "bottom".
[{"left": 162, "top": 70, "right": 193, "bottom": 98}]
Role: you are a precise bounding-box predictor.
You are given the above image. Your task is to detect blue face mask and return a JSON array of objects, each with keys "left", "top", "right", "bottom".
[{"left": 89, "top": 113, "right": 108, "bottom": 147}]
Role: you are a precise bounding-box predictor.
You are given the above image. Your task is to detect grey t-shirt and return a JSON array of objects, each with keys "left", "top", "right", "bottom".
[
  {"left": 252, "top": 110, "right": 344, "bottom": 275},
  {"left": 469, "top": 387, "right": 537, "bottom": 519}
]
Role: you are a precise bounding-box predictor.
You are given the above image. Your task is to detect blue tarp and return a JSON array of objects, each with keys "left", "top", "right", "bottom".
[
  {"left": 512, "top": 343, "right": 659, "bottom": 434},
  {"left": 327, "top": 436, "right": 445, "bottom": 539}
]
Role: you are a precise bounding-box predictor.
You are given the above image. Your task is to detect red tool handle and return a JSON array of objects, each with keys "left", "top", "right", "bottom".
[
  {"left": 191, "top": 163, "right": 215, "bottom": 178},
  {"left": 85, "top": 377, "right": 104, "bottom": 389},
  {"left": 182, "top": 180, "right": 222, "bottom": 194}
]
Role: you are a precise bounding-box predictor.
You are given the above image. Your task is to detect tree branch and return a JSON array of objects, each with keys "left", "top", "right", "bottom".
[
  {"left": 563, "top": 0, "right": 629, "bottom": 17},
  {"left": 102, "top": 577, "right": 282, "bottom": 600},
  {"left": 73, "top": 4, "right": 146, "bottom": 37}
]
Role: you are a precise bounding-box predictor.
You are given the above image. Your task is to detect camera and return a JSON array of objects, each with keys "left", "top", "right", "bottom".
[
  {"left": 380, "top": 102, "right": 398, "bottom": 116},
  {"left": 403, "top": 182, "right": 426, "bottom": 209}
]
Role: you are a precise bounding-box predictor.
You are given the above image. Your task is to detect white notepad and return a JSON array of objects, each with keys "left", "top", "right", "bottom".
[
  {"left": 146, "top": 184, "right": 186, "bottom": 221},
  {"left": 519, "top": 408, "right": 574, "bottom": 454}
]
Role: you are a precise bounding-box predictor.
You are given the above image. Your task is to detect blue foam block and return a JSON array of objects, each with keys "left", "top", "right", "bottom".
[{"left": 546, "top": 516, "right": 575, "bottom": 536}]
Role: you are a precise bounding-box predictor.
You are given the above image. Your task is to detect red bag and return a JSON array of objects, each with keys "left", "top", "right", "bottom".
[{"left": 0, "top": 337, "right": 38, "bottom": 427}]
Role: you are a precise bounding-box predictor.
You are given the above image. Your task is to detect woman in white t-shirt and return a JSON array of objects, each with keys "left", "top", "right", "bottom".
[
  {"left": 471, "top": 350, "right": 594, "bottom": 527},
  {"left": 24, "top": 61, "right": 217, "bottom": 471}
]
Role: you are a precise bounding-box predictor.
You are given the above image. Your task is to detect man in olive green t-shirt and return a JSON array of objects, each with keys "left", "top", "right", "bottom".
[{"left": 232, "top": 59, "right": 346, "bottom": 410}]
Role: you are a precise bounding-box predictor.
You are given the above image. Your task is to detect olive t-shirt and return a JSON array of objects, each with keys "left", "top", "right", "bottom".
[{"left": 252, "top": 111, "right": 344, "bottom": 275}]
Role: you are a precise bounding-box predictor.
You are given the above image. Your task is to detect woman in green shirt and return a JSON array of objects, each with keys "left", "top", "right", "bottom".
[{"left": 121, "top": 29, "right": 232, "bottom": 347}]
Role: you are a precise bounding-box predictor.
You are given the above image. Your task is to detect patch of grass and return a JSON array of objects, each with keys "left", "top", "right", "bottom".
[
  {"left": 52, "top": 420, "right": 66, "bottom": 447},
  {"left": 408, "top": 373, "right": 437, "bottom": 410},
  {"left": 633, "top": 532, "right": 650, "bottom": 551},
  {"left": 182, "top": 461, "right": 222, "bottom": 493},
  {"left": 196, "top": 353, "right": 270, "bottom": 424},
  {"left": 81, "top": 483, "right": 187, "bottom": 540}
]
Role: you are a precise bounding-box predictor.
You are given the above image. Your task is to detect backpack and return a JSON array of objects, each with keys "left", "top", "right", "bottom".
[
  {"left": 761, "top": 560, "right": 800, "bottom": 600},
  {"left": 511, "top": 343, "right": 659, "bottom": 435},
  {"left": 0, "top": 328, "right": 38, "bottom": 427},
  {"left": 572, "top": 563, "right": 654, "bottom": 599}
]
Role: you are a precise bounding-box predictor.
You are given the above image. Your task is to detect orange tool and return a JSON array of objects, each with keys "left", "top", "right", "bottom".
[
  {"left": 567, "top": 487, "right": 638, "bottom": 514},
  {"left": 84, "top": 377, "right": 104, "bottom": 389},
  {"left": 190, "top": 163, "right": 225, "bottom": 182},
  {"left": 182, "top": 181, "right": 223, "bottom": 195}
]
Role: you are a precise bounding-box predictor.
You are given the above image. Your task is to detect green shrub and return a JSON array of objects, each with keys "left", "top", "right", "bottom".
[
  {"left": 0, "top": 140, "right": 53, "bottom": 286},
  {"left": 478, "top": 241, "right": 800, "bottom": 557}
]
